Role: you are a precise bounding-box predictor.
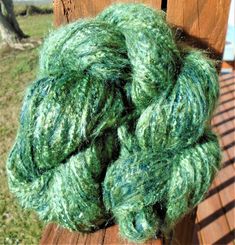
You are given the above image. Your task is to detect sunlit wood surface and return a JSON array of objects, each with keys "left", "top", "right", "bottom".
[
  {"left": 195, "top": 71, "right": 235, "bottom": 245},
  {"left": 54, "top": 0, "right": 231, "bottom": 56}
]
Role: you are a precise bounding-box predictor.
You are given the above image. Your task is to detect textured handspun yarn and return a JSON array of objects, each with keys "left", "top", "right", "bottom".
[{"left": 7, "top": 3, "right": 221, "bottom": 243}]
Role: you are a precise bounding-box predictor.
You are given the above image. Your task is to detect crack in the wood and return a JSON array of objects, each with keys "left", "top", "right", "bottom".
[
  {"left": 60, "top": 0, "right": 69, "bottom": 23},
  {"left": 161, "top": 0, "right": 168, "bottom": 11}
]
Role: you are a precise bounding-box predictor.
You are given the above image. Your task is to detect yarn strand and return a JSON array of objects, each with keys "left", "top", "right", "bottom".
[{"left": 7, "top": 3, "right": 221, "bottom": 243}]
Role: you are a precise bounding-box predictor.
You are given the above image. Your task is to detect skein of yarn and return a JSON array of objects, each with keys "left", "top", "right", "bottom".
[{"left": 7, "top": 3, "right": 221, "bottom": 243}]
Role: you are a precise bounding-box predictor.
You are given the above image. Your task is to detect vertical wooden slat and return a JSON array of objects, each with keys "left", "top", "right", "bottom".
[
  {"left": 40, "top": 224, "right": 56, "bottom": 245},
  {"left": 40, "top": 224, "right": 163, "bottom": 244},
  {"left": 103, "top": 224, "right": 162, "bottom": 245},
  {"left": 85, "top": 229, "right": 106, "bottom": 245},
  {"left": 166, "top": 0, "right": 231, "bottom": 55},
  {"left": 54, "top": 0, "right": 162, "bottom": 26},
  {"left": 54, "top": 0, "right": 231, "bottom": 56},
  {"left": 171, "top": 209, "right": 197, "bottom": 245}
]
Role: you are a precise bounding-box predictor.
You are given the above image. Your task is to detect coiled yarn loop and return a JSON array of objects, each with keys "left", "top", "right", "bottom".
[{"left": 7, "top": 3, "right": 221, "bottom": 243}]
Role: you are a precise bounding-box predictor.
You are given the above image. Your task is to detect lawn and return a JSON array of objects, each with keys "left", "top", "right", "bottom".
[{"left": 0, "top": 12, "right": 53, "bottom": 244}]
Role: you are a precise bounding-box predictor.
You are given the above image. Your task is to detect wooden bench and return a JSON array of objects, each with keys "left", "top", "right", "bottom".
[{"left": 40, "top": 1, "right": 231, "bottom": 244}]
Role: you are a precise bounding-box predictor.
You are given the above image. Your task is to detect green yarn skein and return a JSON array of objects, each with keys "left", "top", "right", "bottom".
[{"left": 7, "top": 3, "right": 221, "bottom": 243}]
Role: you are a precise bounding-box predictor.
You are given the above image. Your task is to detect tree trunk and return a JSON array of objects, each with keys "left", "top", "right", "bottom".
[{"left": 0, "top": 0, "right": 28, "bottom": 46}]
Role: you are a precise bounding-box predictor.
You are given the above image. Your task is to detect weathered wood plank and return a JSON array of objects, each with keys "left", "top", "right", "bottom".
[
  {"left": 86, "top": 229, "right": 106, "bottom": 245},
  {"left": 171, "top": 209, "right": 197, "bottom": 245},
  {"left": 214, "top": 164, "right": 235, "bottom": 230},
  {"left": 40, "top": 224, "right": 163, "bottom": 245},
  {"left": 54, "top": 0, "right": 162, "bottom": 26},
  {"left": 40, "top": 224, "right": 59, "bottom": 245},
  {"left": 167, "top": 0, "right": 231, "bottom": 55},
  {"left": 197, "top": 183, "right": 232, "bottom": 244},
  {"left": 194, "top": 217, "right": 203, "bottom": 245},
  {"left": 212, "top": 74, "right": 235, "bottom": 233},
  {"left": 103, "top": 224, "right": 161, "bottom": 245},
  {"left": 196, "top": 73, "right": 235, "bottom": 244},
  {"left": 40, "top": 211, "right": 201, "bottom": 244},
  {"left": 40, "top": 224, "right": 55, "bottom": 245}
]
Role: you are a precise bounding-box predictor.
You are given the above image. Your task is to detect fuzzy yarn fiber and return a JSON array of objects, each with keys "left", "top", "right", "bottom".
[{"left": 7, "top": 3, "right": 221, "bottom": 243}]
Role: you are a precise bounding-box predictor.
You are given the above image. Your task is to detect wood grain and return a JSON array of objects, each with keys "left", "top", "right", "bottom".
[
  {"left": 54, "top": 0, "right": 162, "bottom": 26},
  {"left": 196, "top": 72, "right": 235, "bottom": 245},
  {"left": 54, "top": 0, "right": 231, "bottom": 57},
  {"left": 167, "top": 0, "right": 231, "bottom": 55},
  {"left": 40, "top": 210, "right": 199, "bottom": 244},
  {"left": 171, "top": 209, "right": 197, "bottom": 245},
  {"left": 40, "top": 223, "right": 163, "bottom": 245},
  {"left": 197, "top": 183, "right": 232, "bottom": 245}
]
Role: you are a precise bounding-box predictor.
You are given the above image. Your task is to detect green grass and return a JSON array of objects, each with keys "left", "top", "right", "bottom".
[
  {"left": 0, "top": 13, "right": 53, "bottom": 245},
  {"left": 18, "top": 14, "right": 53, "bottom": 38},
  {"left": 14, "top": 3, "right": 53, "bottom": 16}
]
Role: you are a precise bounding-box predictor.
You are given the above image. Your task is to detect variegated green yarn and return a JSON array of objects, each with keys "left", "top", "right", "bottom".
[{"left": 7, "top": 3, "right": 221, "bottom": 243}]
